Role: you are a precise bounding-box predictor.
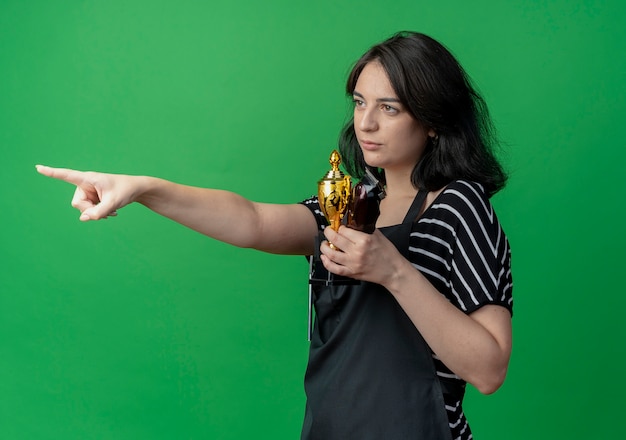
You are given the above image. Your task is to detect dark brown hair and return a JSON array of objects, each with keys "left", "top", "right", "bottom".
[{"left": 339, "top": 31, "right": 507, "bottom": 197}]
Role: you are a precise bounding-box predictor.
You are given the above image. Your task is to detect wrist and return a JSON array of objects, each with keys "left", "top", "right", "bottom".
[
  {"left": 134, "top": 176, "right": 161, "bottom": 206},
  {"left": 384, "top": 256, "right": 422, "bottom": 300}
]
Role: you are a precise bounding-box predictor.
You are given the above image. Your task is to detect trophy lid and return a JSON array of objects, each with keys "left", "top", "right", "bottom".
[{"left": 320, "top": 149, "right": 345, "bottom": 181}]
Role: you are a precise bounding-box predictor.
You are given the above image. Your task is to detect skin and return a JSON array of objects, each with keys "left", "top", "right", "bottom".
[{"left": 36, "top": 61, "right": 511, "bottom": 395}]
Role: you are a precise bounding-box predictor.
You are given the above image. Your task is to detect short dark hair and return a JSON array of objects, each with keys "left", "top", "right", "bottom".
[{"left": 339, "top": 31, "right": 507, "bottom": 197}]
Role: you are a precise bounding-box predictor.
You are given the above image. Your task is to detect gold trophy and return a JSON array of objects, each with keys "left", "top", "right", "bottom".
[
  {"left": 308, "top": 149, "right": 386, "bottom": 286},
  {"left": 317, "top": 150, "right": 352, "bottom": 247}
]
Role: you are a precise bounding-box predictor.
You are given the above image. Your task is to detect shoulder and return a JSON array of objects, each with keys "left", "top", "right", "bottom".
[
  {"left": 436, "top": 180, "right": 491, "bottom": 213},
  {"left": 416, "top": 179, "right": 510, "bottom": 264},
  {"left": 425, "top": 180, "right": 497, "bottom": 231},
  {"left": 415, "top": 180, "right": 513, "bottom": 314}
]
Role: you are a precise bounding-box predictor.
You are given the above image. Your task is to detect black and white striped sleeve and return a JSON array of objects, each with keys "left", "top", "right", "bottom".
[
  {"left": 300, "top": 196, "right": 328, "bottom": 231},
  {"left": 409, "top": 180, "right": 513, "bottom": 315}
]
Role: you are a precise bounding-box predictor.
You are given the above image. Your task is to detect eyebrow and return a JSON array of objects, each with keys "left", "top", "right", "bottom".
[{"left": 353, "top": 91, "right": 402, "bottom": 103}]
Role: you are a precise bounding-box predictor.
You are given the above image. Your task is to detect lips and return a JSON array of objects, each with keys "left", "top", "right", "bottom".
[{"left": 359, "top": 139, "right": 382, "bottom": 151}]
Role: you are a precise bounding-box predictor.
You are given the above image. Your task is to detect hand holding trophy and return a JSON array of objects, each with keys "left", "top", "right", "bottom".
[{"left": 309, "top": 149, "right": 386, "bottom": 285}]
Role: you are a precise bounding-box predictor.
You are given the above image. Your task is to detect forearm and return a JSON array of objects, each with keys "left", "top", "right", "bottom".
[
  {"left": 134, "top": 176, "right": 317, "bottom": 254},
  {"left": 135, "top": 176, "right": 262, "bottom": 247},
  {"left": 384, "top": 257, "right": 511, "bottom": 394}
]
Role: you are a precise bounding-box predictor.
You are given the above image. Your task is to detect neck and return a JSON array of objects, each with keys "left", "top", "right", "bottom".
[{"left": 383, "top": 169, "right": 417, "bottom": 198}]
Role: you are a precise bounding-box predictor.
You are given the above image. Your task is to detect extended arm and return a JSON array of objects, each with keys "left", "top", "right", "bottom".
[{"left": 36, "top": 165, "right": 318, "bottom": 255}]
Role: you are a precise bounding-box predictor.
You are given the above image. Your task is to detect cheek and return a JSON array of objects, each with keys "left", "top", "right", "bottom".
[
  {"left": 394, "top": 124, "right": 429, "bottom": 156},
  {"left": 390, "top": 121, "right": 424, "bottom": 144}
]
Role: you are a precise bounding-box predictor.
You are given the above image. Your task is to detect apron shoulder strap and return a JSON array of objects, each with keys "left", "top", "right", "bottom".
[{"left": 402, "top": 189, "right": 429, "bottom": 224}]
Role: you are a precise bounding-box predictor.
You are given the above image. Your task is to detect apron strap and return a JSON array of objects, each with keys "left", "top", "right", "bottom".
[{"left": 402, "top": 189, "right": 429, "bottom": 224}]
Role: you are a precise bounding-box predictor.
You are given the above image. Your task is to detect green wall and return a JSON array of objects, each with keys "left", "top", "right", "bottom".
[{"left": 2, "top": 0, "right": 625, "bottom": 438}]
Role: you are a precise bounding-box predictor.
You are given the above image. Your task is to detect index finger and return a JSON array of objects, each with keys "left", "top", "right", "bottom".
[
  {"left": 336, "top": 224, "right": 366, "bottom": 241},
  {"left": 36, "top": 165, "right": 86, "bottom": 186}
]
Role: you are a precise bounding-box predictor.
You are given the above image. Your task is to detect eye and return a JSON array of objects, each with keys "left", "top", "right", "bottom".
[
  {"left": 381, "top": 104, "right": 399, "bottom": 114},
  {"left": 352, "top": 98, "right": 365, "bottom": 108}
]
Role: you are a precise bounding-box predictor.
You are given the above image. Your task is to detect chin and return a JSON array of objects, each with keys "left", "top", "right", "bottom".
[{"left": 361, "top": 153, "right": 387, "bottom": 170}]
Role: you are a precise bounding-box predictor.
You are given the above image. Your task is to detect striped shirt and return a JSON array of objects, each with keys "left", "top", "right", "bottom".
[{"left": 302, "top": 180, "right": 513, "bottom": 439}]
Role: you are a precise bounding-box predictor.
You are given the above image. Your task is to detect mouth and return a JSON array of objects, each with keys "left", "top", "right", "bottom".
[{"left": 359, "top": 139, "right": 382, "bottom": 151}]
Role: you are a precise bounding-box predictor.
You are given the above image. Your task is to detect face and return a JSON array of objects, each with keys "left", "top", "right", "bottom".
[{"left": 352, "top": 61, "right": 434, "bottom": 174}]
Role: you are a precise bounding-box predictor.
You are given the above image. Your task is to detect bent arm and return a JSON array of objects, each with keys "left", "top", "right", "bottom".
[
  {"left": 385, "top": 261, "right": 512, "bottom": 395},
  {"left": 36, "top": 166, "right": 318, "bottom": 255},
  {"left": 321, "top": 226, "right": 512, "bottom": 394}
]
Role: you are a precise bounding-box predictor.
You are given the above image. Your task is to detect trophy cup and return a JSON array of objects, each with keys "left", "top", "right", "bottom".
[
  {"left": 318, "top": 150, "right": 352, "bottom": 247},
  {"left": 308, "top": 150, "right": 386, "bottom": 286}
]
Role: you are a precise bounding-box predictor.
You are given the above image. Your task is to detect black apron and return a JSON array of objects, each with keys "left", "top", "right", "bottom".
[{"left": 302, "top": 190, "right": 453, "bottom": 440}]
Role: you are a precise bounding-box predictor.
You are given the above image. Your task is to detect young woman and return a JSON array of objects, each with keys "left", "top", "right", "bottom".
[{"left": 37, "top": 31, "right": 513, "bottom": 439}]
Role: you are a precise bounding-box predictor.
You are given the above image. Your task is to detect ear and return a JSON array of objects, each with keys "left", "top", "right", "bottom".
[{"left": 427, "top": 128, "right": 437, "bottom": 139}]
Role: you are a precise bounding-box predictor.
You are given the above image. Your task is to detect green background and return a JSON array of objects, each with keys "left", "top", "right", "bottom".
[{"left": 1, "top": 0, "right": 624, "bottom": 438}]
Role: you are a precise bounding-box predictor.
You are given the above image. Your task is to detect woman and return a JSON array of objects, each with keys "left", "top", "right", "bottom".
[{"left": 37, "top": 32, "right": 513, "bottom": 439}]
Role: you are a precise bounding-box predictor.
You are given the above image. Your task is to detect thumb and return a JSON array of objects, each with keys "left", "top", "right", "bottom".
[{"left": 79, "top": 200, "right": 119, "bottom": 221}]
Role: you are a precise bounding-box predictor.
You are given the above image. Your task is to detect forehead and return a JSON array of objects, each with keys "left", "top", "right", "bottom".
[{"left": 354, "top": 61, "right": 396, "bottom": 98}]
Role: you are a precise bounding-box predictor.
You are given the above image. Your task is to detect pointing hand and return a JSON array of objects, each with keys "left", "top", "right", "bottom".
[{"left": 36, "top": 165, "right": 136, "bottom": 221}]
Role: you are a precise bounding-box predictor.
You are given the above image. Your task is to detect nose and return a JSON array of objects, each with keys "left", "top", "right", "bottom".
[{"left": 356, "top": 107, "right": 378, "bottom": 132}]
